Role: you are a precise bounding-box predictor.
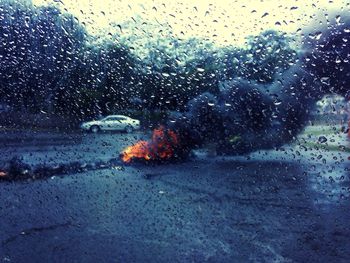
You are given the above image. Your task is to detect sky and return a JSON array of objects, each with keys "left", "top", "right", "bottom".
[{"left": 32, "top": 0, "right": 350, "bottom": 47}]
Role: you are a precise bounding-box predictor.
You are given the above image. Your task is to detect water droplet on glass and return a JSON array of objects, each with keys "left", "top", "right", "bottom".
[{"left": 318, "top": 136, "right": 327, "bottom": 143}]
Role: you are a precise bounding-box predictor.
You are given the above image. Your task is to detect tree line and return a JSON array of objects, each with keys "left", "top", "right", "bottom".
[{"left": 0, "top": 0, "right": 297, "bottom": 119}]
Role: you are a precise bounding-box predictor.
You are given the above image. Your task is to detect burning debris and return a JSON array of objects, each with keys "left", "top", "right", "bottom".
[
  {"left": 121, "top": 12, "right": 350, "bottom": 161},
  {"left": 121, "top": 126, "right": 185, "bottom": 163}
]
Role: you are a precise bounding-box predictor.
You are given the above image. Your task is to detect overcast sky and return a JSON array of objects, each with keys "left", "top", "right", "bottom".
[{"left": 33, "top": 0, "right": 349, "bottom": 46}]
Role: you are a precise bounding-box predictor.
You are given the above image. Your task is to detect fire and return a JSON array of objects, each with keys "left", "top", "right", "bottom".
[
  {"left": 0, "top": 171, "right": 7, "bottom": 178},
  {"left": 121, "top": 126, "right": 180, "bottom": 163}
]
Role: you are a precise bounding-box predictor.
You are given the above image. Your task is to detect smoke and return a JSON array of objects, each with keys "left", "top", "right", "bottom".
[{"left": 168, "top": 11, "right": 350, "bottom": 156}]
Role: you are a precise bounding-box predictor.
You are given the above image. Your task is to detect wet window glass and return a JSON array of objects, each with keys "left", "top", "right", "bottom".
[{"left": 0, "top": 0, "right": 349, "bottom": 262}]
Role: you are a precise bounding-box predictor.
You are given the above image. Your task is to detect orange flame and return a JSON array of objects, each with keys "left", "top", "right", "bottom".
[{"left": 121, "top": 126, "right": 179, "bottom": 163}]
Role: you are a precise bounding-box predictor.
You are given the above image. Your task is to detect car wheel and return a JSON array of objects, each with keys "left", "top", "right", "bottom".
[
  {"left": 90, "top": 125, "right": 100, "bottom": 133},
  {"left": 125, "top": 125, "right": 134, "bottom": 133}
]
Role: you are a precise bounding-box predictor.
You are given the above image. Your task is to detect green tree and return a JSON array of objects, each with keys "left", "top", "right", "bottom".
[{"left": 0, "top": 1, "right": 87, "bottom": 112}]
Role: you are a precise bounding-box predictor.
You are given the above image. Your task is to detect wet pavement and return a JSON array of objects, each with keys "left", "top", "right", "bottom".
[
  {"left": 0, "top": 129, "right": 349, "bottom": 262},
  {"left": 0, "top": 131, "right": 142, "bottom": 166}
]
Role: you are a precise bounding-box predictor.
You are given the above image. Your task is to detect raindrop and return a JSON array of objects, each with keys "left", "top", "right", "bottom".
[
  {"left": 339, "top": 145, "right": 346, "bottom": 151},
  {"left": 274, "top": 99, "right": 282, "bottom": 106},
  {"left": 318, "top": 136, "right": 327, "bottom": 143},
  {"left": 336, "top": 15, "right": 341, "bottom": 25},
  {"left": 308, "top": 31, "right": 322, "bottom": 40},
  {"left": 117, "top": 24, "right": 122, "bottom": 33}
]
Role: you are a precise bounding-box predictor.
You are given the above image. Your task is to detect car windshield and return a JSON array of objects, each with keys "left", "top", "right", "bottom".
[{"left": 0, "top": 0, "right": 349, "bottom": 262}]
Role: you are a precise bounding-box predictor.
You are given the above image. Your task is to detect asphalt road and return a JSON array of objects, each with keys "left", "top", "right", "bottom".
[
  {"left": 0, "top": 131, "right": 143, "bottom": 166},
  {"left": 0, "top": 130, "right": 349, "bottom": 262}
]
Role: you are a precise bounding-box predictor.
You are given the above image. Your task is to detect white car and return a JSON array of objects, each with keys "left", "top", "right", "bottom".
[{"left": 80, "top": 115, "right": 140, "bottom": 133}]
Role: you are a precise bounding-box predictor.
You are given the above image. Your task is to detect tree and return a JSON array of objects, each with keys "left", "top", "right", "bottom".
[
  {"left": 133, "top": 37, "right": 224, "bottom": 111},
  {"left": 0, "top": 1, "right": 86, "bottom": 113}
]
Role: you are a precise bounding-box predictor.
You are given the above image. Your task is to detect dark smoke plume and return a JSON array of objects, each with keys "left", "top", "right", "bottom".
[{"left": 169, "top": 11, "right": 350, "bottom": 156}]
